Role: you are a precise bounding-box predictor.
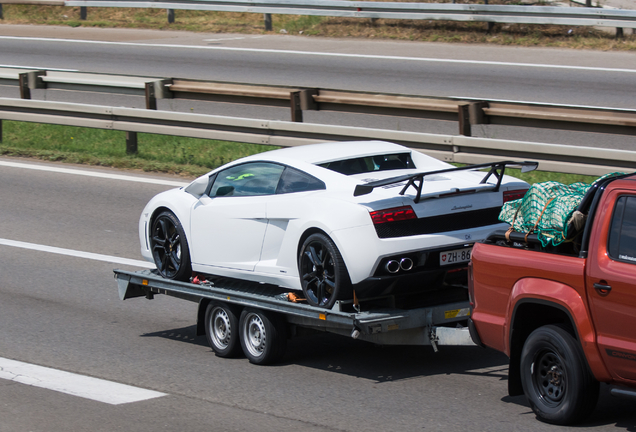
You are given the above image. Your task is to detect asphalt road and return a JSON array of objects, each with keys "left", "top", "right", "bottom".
[
  {"left": 1, "top": 25, "right": 636, "bottom": 150},
  {"left": 1, "top": 157, "right": 635, "bottom": 431}
]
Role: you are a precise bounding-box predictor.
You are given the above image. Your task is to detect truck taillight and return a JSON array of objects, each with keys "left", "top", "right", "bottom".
[
  {"left": 369, "top": 206, "right": 416, "bottom": 225},
  {"left": 503, "top": 189, "right": 528, "bottom": 203}
]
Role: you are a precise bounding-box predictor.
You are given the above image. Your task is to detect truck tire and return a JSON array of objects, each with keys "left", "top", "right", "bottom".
[
  {"left": 239, "top": 308, "right": 287, "bottom": 365},
  {"left": 520, "top": 325, "right": 599, "bottom": 425},
  {"left": 205, "top": 302, "right": 242, "bottom": 358}
]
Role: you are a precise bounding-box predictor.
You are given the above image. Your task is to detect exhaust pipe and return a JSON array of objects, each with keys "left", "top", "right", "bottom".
[
  {"left": 385, "top": 260, "right": 400, "bottom": 274},
  {"left": 400, "top": 257, "right": 414, "bottom": 271}
]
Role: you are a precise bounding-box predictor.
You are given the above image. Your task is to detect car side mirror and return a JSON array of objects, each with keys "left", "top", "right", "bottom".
[{"left": 185, "top": 176, "right": 209, "bottom": 198}]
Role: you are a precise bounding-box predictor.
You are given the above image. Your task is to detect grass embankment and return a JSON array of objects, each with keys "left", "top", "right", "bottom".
[
  {"left": 0, "top": 121, "right": 598, "bottom": 184},
  {"left": 1, "top": 4, "right": 636, "bottom": 50}
]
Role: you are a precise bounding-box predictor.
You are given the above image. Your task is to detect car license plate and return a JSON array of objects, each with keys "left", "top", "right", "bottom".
[{"left": 439, "top": 247, "right": 472, "bottom": 266}]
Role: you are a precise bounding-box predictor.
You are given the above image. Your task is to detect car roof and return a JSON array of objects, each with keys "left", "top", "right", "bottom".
[{"left": 242, "top": 141, "right": 411, "bottom": 165}]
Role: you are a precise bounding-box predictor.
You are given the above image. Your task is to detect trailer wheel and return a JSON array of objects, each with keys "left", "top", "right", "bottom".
[
  {"left": 205, "top": 302, "right": 242, "bottom": 358},
  {"left": 150, "top": 210, "right": 192, "bottom": 281},
  {"left": 520, "top": 325, "right": 599, "bottom": 425},
  {"left": 299, "top": 233, "right": 351, "bottom": 309},
  {"left": 239, "top": 308, "right": 286, "bottom": 365}
]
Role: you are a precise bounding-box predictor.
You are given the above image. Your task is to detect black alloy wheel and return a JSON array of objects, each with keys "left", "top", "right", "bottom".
[
  {"left": 299, "top": 233, "right": 351, "bottom": 309},
  {"left": 150, "top": 211, "right": 192, "bottom": 281}
]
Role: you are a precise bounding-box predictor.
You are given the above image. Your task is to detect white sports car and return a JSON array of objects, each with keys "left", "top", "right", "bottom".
[{"left": 139, "top": 141, "right": 533, "bottom": 308}]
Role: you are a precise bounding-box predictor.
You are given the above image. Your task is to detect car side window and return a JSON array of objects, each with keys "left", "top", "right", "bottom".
[
  {"left": 209, "top": 162, "right": 285, "bottom": 197},
  {"left": 608, "top": 196, "right": 636, "bottom": 264},
  {"left": 276, "top": 167, "right": 326, "bottom": 194}
]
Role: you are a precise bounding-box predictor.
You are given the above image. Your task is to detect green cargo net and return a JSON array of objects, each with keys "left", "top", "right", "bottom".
[{"left": 499, "top": 172, "right": 625, "bottom": 247}]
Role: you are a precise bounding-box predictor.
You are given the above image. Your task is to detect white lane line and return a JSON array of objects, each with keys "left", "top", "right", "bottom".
[
  {"left": 203, "top": 35, "right": 265, "bottom": 42},
  {"left": 0, "top": 357, "right": 166, "bottom": 405},
  {"left": 0, "top": 238, "right": 154, "bottom": 269},
  {"left": 1, "top": 35, "right": 635, "bottom": 74},
  {"left": 0, "top": 63, "right": 79, "bottom": 72},
  {"left": 0, "top": 160, "right": 188, "bottom": 187}
]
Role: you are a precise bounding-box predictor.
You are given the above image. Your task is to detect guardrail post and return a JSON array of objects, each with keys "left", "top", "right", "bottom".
[
  {"left": 126, "top": 132, "right": 138, "bottom": 155},
  {"left": 616, "top": 27, "right": 624, "bottom": 38},
  {"left": 299, "top": 89, "right": 319, "bottom": 111},
  {"left": 264, "top": 13, "right": 272, "bottom": 31},
  {"left": 469, "top": 101, "right": 489, "bottom": 126},
  {"left": 0, "top": 5, "right": 3, "bottom": 20},
  {"left": 19, "top": 73, "right": 31, "bottom": 99},
  {"left": 291, "top": 91, "right": 303, "bottom": 122},
  {"left": 483, "top": 0, "right": 494, "bottom": 32},
  {"left": 80, "top": 6, "right": 87, "bottom": 20},
  {"left": 167, "top": 9, "right": 175, "bottom": 24},
  {"left": 19, "top": 71, "right": 46, "bottom": 99},
  {"left": 145, "top": 82, "right": 157, "bottom": 110},
  {"left": 458, "top": 103, "right": 471, "bottom": 136}
]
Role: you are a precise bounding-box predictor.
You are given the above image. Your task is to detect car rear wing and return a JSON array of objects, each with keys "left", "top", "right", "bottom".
[{"left": 353, "top": 161, "right": 538, "bottom": 203}]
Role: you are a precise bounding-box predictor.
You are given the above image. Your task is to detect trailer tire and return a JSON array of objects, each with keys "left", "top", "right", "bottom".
[
  {"left": 239, "top": 308, "right": 287, "bottom": 365},
  {"left": 205, "top": 302, "right": 242, "bottom": 358},
  {"left": 520, "top": 325, "right": 599, "bottom": 425}
]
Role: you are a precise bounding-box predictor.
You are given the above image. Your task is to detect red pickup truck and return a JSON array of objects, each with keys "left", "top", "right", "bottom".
[{"left": 469, "top": 173, "right": 636, "bottom": 425}]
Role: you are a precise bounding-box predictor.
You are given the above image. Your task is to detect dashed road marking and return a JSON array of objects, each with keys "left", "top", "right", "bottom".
[
  {"left": 0, "top": 160, "right": 188, "bottom": 187},
  {"left": 0, "top": 357, "right": 167, "bottom": 405},
  {"left": 0, "top": 238, "right": 154, "bottom": 268}
]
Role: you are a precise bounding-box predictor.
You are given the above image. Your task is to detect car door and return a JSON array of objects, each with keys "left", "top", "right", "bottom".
[
  {"left": 255, "top": 167, "right": 327, "bottom": 276},
  {"left": 190, "top": 162, "right": 285, "bottom": 271},
  {"left": 587, "top": 190, "right": 636, "bottom": 382}
]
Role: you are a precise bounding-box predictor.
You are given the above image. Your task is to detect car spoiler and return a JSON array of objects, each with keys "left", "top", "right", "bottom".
[{"left": 353, "top": 160, "right": 538, "bottom": 203}]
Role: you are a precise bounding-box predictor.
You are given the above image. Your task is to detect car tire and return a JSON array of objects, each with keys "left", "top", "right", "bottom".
[
  {"left": 239, "top": 308, "right": 286, "bottom": 365},
  {"left": 520, "top": 324, "right": 599, "bottom": 425},
  {"left": 299, "top": 233, "right": 351, "bottom": 309},
  {"left": 205, "top": 302, "right": 242, "bottom": 358},
  {"left": 150, "top": 210, "right": 192, "bottom": 281}
]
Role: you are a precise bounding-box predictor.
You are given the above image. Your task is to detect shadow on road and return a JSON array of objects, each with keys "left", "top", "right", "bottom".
[{"left": 140, "top": 324, "right": 209, "bottom": 348}]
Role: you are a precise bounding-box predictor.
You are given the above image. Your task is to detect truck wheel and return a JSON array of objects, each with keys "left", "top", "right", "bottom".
[
  {"left": 205, "top": 302, "right": 242, "bottom": 358},
  {"left": 150, "top": 211, "right": 192, "bottom": 281},
  {"left": 520, "top": 325, "right": 599, "bottom": 425},
  {"left": 299, "top": 233, "right": 351, "bottom": 309},
  {"left": 239, "top": 308, "right": 287, "bottom": 365}
]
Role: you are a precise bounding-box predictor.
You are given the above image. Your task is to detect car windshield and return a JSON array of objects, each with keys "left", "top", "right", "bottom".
[{"left": 318, "top": 153, "right": 415, "bottom": 176}]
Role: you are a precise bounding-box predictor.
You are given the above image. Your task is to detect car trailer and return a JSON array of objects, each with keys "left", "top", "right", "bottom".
[{"left": 115, "top": 269, "right": 476, "bottom": 365}]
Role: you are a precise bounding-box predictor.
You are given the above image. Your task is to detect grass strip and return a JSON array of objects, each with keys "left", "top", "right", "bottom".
[{"left": 0, "top": 121, "right": 277, "bottom": 177}]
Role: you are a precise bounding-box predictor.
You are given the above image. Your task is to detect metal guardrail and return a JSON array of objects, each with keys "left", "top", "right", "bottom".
[
  {"left": 58, "top": 0, "right": 636, "bottom": 29},
  {"left": 1, "top": 0, "right": 634, "bottom": 31},
  {"left": 6, "top": 68, "right": 636, "bottom": 138},
  {"left": 0, "top": 97, "right": 634, "bottom": 176}
]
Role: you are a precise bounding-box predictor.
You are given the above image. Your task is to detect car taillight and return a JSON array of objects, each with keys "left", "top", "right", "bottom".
[
  {"left": 503, "top": 189, "right": 528, "bottom": 203},
  {"left": 369, "top": 206, "right": 417, "bottom": 225}
]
